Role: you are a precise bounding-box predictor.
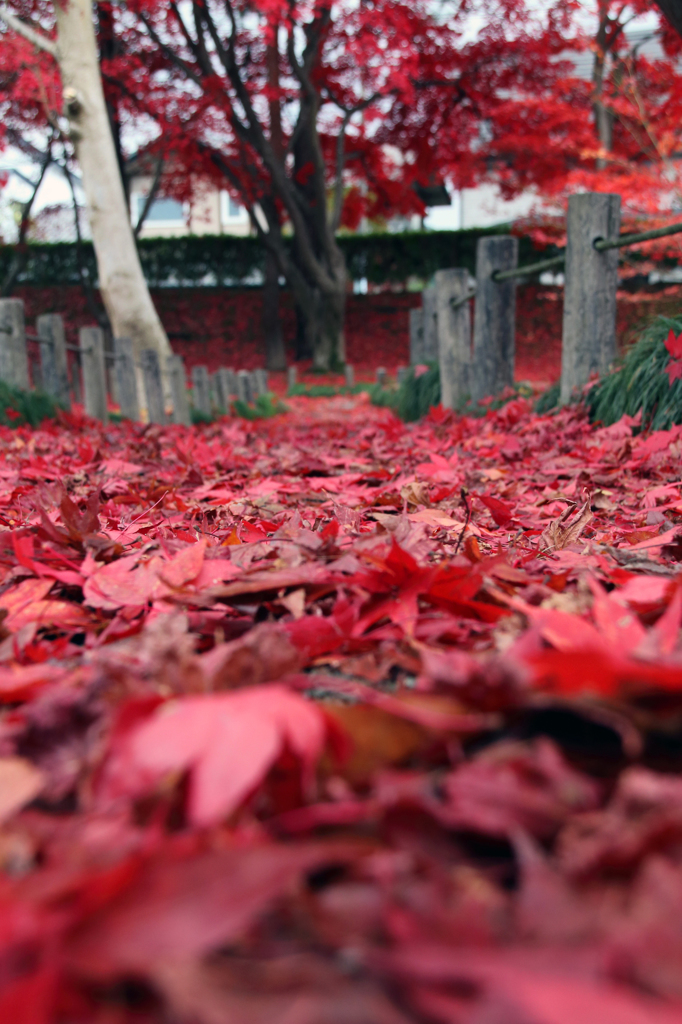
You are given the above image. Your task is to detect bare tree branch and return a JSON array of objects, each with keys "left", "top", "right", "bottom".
[{"left": 0, "top": 5, "right": 57, "bottom": 57}]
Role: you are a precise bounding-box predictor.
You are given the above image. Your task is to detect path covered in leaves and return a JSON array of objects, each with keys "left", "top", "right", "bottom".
[{"left": 2, "top": 393, "right": 682, "bottom": 1022}]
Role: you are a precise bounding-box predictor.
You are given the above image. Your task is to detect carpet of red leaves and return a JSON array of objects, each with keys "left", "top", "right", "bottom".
[{"left": 2, "top": 394, "right": 682, "bottom": 1023}]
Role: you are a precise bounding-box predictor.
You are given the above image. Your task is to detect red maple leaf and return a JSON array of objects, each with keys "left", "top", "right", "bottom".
[{"left": 665, "top": 329, "right": 682, "bottom": 360}]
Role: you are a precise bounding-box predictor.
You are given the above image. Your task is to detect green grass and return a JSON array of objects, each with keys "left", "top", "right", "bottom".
[
  {"left": 587, "top": 314, "right": 682, "bottom": 431},
  {"left": 0, "top": 382, "right": 62, "bottom": 427}
]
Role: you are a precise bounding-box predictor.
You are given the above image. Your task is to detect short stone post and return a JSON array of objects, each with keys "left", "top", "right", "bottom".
[
  {"left": 376, "top": 367, "right": 387, "bottom": 388},
  {"left": 422, "top": 286, "right": 438, "bottom": 361},
  {"left": 236, "top": 369, "right": 252, "bottom": 404},
  {"left": 192, "top": 365, "right": 212, "bottom": 417},
  {"left": 436, "top": 268, "right": 472, "bottom": 409},
  {"left": 344, "top": 364, "right": 354, "bottom": 388},
  {"left": 80, "top": 326, "right": 108, "bottom": 423},
  {"left": 397, "top": 366, "right": 407, "bottom": 386},
  {"left": 37, "top": 314, "right": 70, "bottom": 408},
  {"left": 472, "top": 236, "right": 518, "bottom": 402},
  {"left": 287, "top": 365, "right": 297, "bottom": 390},
  {"left": 409, "top": 308, "right": 424, "bottom": 365},
  {"left": 0, "top": 298, "right": 29, "bottom": 389},
  {"left": 560, "top": 192, "right": 621, "bottom": 404},
  {"left": 168, "top": 355, "right": 191, "bottom": 426},
  {"left": 140, "top": 349, "right": 165, "bottom": 424},
  {"left": 114, "top": 337, "right": 139, "bottom": 421}
]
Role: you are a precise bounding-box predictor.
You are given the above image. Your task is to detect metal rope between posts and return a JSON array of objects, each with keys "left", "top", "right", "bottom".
[{"left": 491, "top": 218, "right": 682, "bottom": 284}]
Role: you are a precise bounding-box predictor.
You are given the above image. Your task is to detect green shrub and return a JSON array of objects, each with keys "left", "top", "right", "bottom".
[
  {"left": 0, "top": 382, "right": 62, "bottom": 427},
  {"left": 534, "top": 381, "right": 561, "bottom": 414},
  {"left": 587, "top": 314, "right": 682, "bottom": 431},
  {"left": 233, "top": 393, "right": 288, "bottom": 420}
]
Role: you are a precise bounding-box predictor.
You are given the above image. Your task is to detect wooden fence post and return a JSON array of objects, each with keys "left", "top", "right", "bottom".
[
  {"left": 409, "top": 308, "right": 424, "bottom": 365},
  {"left": 219, "top": 368, "right": 236, "bottom": 404},
  {"left": 168, "top": 355, "right": 191, "bottom": 426},
  {"left": 192, "top": 365, "right": 212, "bottom": 417},
  {"left": 254, "top": 368, "right": 268, "bottom": 396},
  {"left": 140, "top": 349, "right": 165, "bottom": 424},
  {"left": 560, "top": 192, "right": 621, "bottom": 404},
  {"left": 376, "top": 367, "right": 386, "bottom": 388},
  {"left": 114, "top": 337, "right": 139, "bottom": 422},
  {"left": 80, "top": 326, "right": 108, "bottom": 423},
  {"left": 397, "top": 366, "right": 407, "bottom": 385},
  {"left": 472, "top": 236, "right": 518, "bottom": 402},
  {"left": 0, "top": 298, "right": 29, "bottom": 390},
  {"left": 236, "top": 369, "right": 252, "bottom": 404},
  {"left": 436, "top": 269, "right": 471, "bottom": 409},
  {"left": 37, "top": 314, "right": 70, "bottom": 408},
  {"left": 212, "top": 369, "right": 229, "bottom": 412},
  {"left": 422, "top": 286, "right": 438, "bottom": 361}
]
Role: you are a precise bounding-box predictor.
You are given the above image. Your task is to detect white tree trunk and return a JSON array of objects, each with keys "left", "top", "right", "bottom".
[{"left": 53, "top": 0, "right": 170, "bottom": 361}]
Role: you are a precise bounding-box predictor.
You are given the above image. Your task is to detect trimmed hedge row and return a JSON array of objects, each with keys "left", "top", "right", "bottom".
[{"left": 1, "top": 227, "right": 556, "bottom": 289}]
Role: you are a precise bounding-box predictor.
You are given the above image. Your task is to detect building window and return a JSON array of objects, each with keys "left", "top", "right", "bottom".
[
  {"left": 134, "top": 195, "right": 185, "bottom": 225},
  {"left": 220, "top": 191, "right": 246, "bottom": 224}
]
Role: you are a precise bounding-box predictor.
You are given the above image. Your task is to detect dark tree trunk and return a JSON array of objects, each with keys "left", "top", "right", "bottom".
[
  {"left": 654, "top": 0, "right": 682, "bottom": 38},
  {"left": 262, "top": 250, "right": 286, "bottom": 370}
]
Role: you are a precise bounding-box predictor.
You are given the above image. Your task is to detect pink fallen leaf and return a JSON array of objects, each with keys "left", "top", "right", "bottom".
[
  {"left": 100, "top": 685, "right": 327, "bottom": 826},
  {"left": 0, "top": 757, "right": 44, "bottom": 824}
]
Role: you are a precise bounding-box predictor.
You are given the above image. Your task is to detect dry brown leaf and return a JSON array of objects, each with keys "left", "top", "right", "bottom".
[{"left": 539, "top": 497, "right": 593, "bottom": 552}]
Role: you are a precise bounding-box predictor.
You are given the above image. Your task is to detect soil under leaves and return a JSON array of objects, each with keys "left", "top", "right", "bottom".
[{"left": 2, "top": 393, "right": 682, "bottom": 1022}]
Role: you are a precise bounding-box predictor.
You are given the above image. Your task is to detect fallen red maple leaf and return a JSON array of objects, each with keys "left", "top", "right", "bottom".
[{"left": 99, "top": 685, "right": 328, "bottom": 826}]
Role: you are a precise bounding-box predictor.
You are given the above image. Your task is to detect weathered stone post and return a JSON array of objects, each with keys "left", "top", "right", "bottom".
[
  {"left": 397, "top": 366, "right": 407, "bottom": 386},
  {"left": 168, "top": 355, "right": 191, "bottom": 426},
  {"left": 344, "top": 364, "right": 354, "bottom": 388},
  {"left": 436, "top": 269, "right": 472, "bottom": 409},
  {"left": 422, "top": 286, "right": 438, "bottom": 361},
  {"left": 409, "top": 308, "right": 424, "bottom": 365},
  {"left": 140, "top": 349, "right": 165, "bottom": 424},
  {"left": 192, "top": 365, "right": 212, "bottom": 417},
  {"left": 114, "top": 337, "right": 139, "bottom": 421},
  {"left": 0, "top": 298, "right": 29, "bottom": 389},
  {"left": 287, "top": 365, "right": 297, "bottom": 390},
  {"left": 472, "top": 236, "right": 518, "bottom": 402},
  {"left": 376, "top": 367, "right": 387, "bottom": 388},
  {"left": 37, "top": 314, "right": 70, "bottom": 408},
  {"left": 80, "top": 326, "right": 108, "bottom": 422},
  {"left": 560, "top": 192, "right": 621, "bottom": 404}
]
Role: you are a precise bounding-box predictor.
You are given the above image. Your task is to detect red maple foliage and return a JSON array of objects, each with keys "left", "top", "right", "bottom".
[{"left": 0, "top": 394, "right": 680, "bottom": 1021}]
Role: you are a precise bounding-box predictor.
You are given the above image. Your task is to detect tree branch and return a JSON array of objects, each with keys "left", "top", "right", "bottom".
[
  {"left": 0, "top": 5, "right": 57, "bottom": 57},
  {"left": 133, "top": 156, "right": 164, "bottom": 238}
]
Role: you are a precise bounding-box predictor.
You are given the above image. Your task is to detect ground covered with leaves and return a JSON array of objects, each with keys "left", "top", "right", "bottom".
[{"left": 2, "top": 393, "right": 682, "bottom": 1023}]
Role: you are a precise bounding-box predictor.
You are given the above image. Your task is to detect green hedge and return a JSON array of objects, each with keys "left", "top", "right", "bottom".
[{"left": 0, "top": 227, "right": 556, "bottom": 289}]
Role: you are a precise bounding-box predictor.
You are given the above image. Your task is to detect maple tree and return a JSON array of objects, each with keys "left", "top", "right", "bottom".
[
  {"left": 489, "top": 1, "right": 682, "bottom": 233},
  {"left": 0, "top": 0, "right": 171, "bottom": 362},
  {"left": 0, "top": 388, "right": 678, "bottom": 1019},
  {"left": 81, "top": 0, "right": 575, "bottom": 369}
]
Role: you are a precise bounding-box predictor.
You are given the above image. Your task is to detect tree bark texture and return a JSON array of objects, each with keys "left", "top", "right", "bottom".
[{"left": 54, "top": 0, "right": 170, "bottom": 362}]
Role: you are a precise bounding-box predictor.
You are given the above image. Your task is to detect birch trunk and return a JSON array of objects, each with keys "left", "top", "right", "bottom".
[{"left": 53, "top": 0, "right": 170, "bottom": 361}]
